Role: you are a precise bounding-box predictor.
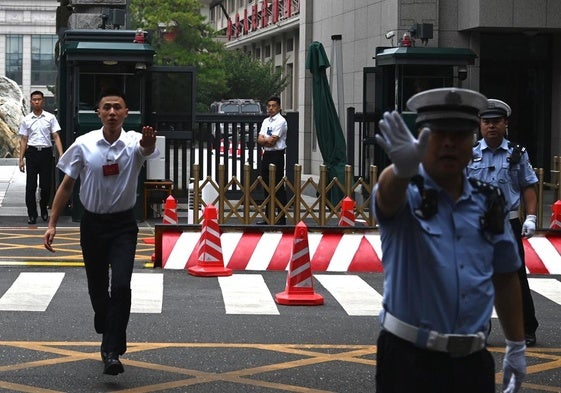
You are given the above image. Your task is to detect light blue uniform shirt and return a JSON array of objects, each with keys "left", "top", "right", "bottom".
[
  {"left": 467, "top": 138, "right": 537, "bottom": 211},
  {"left": 373, "top": 166, "right": 521, "bottom": 335}
]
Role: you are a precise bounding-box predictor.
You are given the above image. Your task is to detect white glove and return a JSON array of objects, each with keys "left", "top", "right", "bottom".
[
  {"left": 521, "top": 214, "right": 537, "bottom": 238},
  {"left": 503, "top": 339, "right": 526, "bottom": 393},
  {"left": 375, "top": 111, "right": 430, "bottom": 179}
]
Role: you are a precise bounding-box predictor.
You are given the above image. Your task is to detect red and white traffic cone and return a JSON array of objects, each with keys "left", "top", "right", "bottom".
[
  {"left": 219, "top": 138, "right": 226, "bottom": 154},
  {"left": 188, "top": 204, "right": 232, "bottom": 277},
  {"left": 236, "top": 140, "right": 242, "bottom": 155},
  {"left": 275, "top": 221, "right": 324, "bottom": 305},
  {"left": 339, "top": 196, "right": 355, "bottom": 227},
  {"left": 550, "top": 200, "right": 561, "bottom": 229},
  {"left": 162, "top": 195, "right": 178, "bottom": 225}
]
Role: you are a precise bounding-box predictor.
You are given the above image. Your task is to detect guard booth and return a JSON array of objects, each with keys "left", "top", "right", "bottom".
[
  {"left": 361, "top": 45, "right": 477, "bottom": 173},
  {"left": 56, "top": 29, "right": 195, "bottom": 221}
]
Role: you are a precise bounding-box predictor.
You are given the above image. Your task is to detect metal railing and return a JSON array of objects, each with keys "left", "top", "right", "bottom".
[
  {"left": 189, "top": 163, "right": 378, "bottom": 226},
  {"left": 184, "top": 158, "right": 561, "bottom": 230}
]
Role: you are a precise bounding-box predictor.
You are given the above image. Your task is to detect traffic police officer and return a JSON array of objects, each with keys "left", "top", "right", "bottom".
[
  {"left": 467, "top": 99, "right": 539, "bottom": 347},
  {"left": 373, "top": 88, "right": 526, "bottom": 392}
]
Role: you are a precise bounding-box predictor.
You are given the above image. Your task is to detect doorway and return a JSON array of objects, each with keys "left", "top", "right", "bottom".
[{"left": 479, "top": 33, "right": 552, "bottom": 174}]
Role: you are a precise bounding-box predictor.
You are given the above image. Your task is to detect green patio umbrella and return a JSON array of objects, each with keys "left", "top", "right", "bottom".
[{"left": 305, "top": 41, "right": 347, "bottom": 204}]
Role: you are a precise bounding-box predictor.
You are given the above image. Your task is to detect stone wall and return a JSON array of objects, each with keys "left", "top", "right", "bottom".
[
  {"left": 0, "top": 77, "right": 26, "bottom": 158},
  {"left": 58, "top": 0, "right": 128, "bottom": 30}
]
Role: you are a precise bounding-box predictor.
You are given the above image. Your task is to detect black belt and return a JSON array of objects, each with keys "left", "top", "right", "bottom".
[
  {"left": 27, "top": 146, "right": 51, "bottom": 151},
  {"left": 263, "top": 149, "right": 285, "bottom": 154},
  {"left": 83, "top": 208, "right": 135, "bottom": 222}
]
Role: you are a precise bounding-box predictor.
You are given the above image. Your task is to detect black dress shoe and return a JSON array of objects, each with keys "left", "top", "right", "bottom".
[
  {"left": 27, "top": 217, "right": 37, "bottom": 225},
  {"left": 41, "top": 213, "right": 48, "bottom": 222},
  {"left": 101, "top": 352, "right": 124, "bottom": 375},
  {"left": 525, "top": 333, "right": 537, "bottom": 347},
  {"left": 255, "top": 220, "right": 267, "bottom": 225}
]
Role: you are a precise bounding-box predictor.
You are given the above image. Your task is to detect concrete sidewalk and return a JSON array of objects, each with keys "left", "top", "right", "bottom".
[
  {"left": 0, "top": 158, "right": 159, "bottom": 228},
  {"left": 0, "top": 158, "right": 31, "bottom": 221}
]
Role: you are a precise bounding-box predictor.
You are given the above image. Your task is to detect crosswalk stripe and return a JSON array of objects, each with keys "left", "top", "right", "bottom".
[
  {"left": 315, "top": 274, "right": 383, "bottom": 316},
  {"left": 0, "top": 273, "right": 558, "bottom": 317},
  {"left": 131, "top": 273, "right": 163, "bottom": 313},
  {"left": 218, "top": 274, "right": 279, "bottom": 315},
  {"left": 0, "top": 272, "right": 65, "bottom": 311},
  {"left": 529, "top": 278, "right": 561, "bottom": 305}
]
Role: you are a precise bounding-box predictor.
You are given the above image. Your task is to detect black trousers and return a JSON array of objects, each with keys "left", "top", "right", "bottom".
[
  {"left": 510, "top": 218, "right": 539, "bottom": 335},
  {"left": 376, "top": 330, "right": 495, "bottom": 393},
  {"left": 80, "top": 209, "right": 138, "bottom": 355},
  {"left": 261, "top": 150, "right": 287, "bottom": 215},
  {"left": 24, "top": 147, "right": 53, "bottom": 218}
]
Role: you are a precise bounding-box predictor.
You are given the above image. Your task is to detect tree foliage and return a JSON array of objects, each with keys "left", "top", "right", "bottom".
[
  {"left": 129, "top": 0, "right": 289, "bottom": 111},
  {"left": 221, "top": 50, "right": 290, "bottom": 105}
]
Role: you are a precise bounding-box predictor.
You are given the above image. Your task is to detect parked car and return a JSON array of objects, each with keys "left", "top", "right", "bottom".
[{"left": 210, "top": 98, "right": 264, "bottom": 138}]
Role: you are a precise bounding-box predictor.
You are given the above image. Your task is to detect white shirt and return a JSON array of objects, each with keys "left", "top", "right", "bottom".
[
  {"left": 259, "top": 113, "right": 287, "bottom": 151},
  {"left": 57, "top": 128, "right": 159, "bottom": 214},
  {"left": 18, "top": 110, "right": 61, "bottom": 147}
]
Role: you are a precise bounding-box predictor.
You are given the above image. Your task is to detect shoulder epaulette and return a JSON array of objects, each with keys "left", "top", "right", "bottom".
[
  {"left": 468, "top": 178, "right": 503, "bottom": 198},
  {"left": 468, "top": 178, "right": 506, "bottom": 234},
  {"left": 507, "top": 142, "right": 526, "bottom": 165}
]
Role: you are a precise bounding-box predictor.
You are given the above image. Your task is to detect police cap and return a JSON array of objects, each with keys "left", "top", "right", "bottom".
[
  {"left": 479, "top": 99, "right": 511, "bottom": 119},
  {"left": 407, "top": 87, "right": 488, "bottom": 128}
]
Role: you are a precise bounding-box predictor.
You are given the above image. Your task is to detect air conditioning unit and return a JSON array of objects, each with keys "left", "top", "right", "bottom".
[{"left": 146, "top": 136, "right": 166, "bottom": 180}]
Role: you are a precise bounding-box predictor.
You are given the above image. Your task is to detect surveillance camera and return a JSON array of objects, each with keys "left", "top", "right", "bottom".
[
  {"left": 458, "top": 67, "right": 468, "bottom": 81},
  {"left": 385, "top": 31, "right": 396, "bottom": 40}
]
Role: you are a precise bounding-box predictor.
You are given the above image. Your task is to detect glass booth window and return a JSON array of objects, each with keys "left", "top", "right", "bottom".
[
  {"left": 79, "top": 72, "right": 142, "bottom": 111},
  {"left": 31, "top": 35, "right": 58, "bottom": 85},
  {"left": 6, "top": 35, "right": 23, "bottom": 84},
  {"left": 400, "top": 65, "right": 453, "bottom": 110}
]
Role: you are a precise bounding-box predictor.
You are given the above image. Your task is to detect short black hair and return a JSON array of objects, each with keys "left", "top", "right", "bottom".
[
  {"left": 98, "top": 88, "right": 127, "bottom": 105},
  {"left": 30, "top": 90, "right": 44, "bottom": 98},
  {"left": 267, "top": 96, "right": 281, "bottom": 105}
]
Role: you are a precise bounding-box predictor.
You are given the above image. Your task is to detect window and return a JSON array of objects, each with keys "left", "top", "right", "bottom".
[
  {"left": 285, "top": 63, "right": 293, "bottom": 109},
  {"left": 265, "top": 44, "right": 271, "bottom": 58},
  {"left": 287, "top": 38, "right": 294, "bottom": 52},
  {"left": 6, "top": 35, "right": 23, "bottom": 84},
  {"left": 31, "top": 35, "right": 58, "bottom": 86},
  {"left": 275, "top": 41, "right": 282, "bottom": 55}
]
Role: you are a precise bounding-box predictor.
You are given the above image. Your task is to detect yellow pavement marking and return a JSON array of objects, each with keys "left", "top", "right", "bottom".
[
  {"left": 0, "top": 342, "right": 559, "bottom": 392},
  {"left": 0, "top": 228, "right": 155, "bottom": 266}
]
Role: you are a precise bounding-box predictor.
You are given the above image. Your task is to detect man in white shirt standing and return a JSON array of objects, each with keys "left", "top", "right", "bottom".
[
  {"left": 43, "top": 88, "right": 159, "bottom": 376},
  {"left": 19, "top": 90, "right": 64, "bottom": 225},
  {"left": 257, "top": 96, "right": 288, "bottom": 225}
]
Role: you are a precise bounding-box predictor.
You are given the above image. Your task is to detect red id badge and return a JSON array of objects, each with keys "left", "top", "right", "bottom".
[{"left": 102, "top": 163, "right": 119, "bottom": 176}]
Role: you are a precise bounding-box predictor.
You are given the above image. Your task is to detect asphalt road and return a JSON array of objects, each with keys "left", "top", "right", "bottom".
[{"left": 0, "top": 266, "right": 560, "bottom": 392}]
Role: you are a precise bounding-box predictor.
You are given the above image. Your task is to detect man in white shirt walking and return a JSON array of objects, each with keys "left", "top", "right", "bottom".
[
  {"left": 19, "top": 90, "right": 64, "bottom": 224},
  {"left": 43, "top": 88, "right": 159, "bottom": 376}
]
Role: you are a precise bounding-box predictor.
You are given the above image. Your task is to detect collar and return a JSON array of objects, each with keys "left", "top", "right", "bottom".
[
  {"left": 419, "top": 165, "right": 472, "bottom": 202},
  {"left": 31, "top": 111, "right": 45, "bottom": 119},
  {"left": 480, "top": 138, "right": 509, "bottom": 151},
  {"left": 95, "top": 128, "right": 126, "bottom": 147}
]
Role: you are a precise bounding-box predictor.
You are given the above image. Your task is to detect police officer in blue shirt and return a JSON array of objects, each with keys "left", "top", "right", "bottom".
[
  {"left": 467, "top": 99, "right": 539, "bottom": 347},
  {"left": 373, "top": 88, "right": 526, "bottom": 393}
]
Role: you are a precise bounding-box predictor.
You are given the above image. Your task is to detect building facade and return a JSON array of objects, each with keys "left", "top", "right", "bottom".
[
  {"left": 0, "top": 0, "right": 59, "bottom": 110},
  {"left": 4, "top": 0, "right": 561, "bottom": 178},
  {"left": 201, "top": 0, "right": 561, "bottom": 178}
]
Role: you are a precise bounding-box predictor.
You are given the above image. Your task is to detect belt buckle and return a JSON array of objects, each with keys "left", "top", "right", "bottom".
[
  {"left": 446, "top": 335, "right": 475, "bottom": 357},
  {"left": 36, "top": 146, "right": 43, "bottom": 151}
]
